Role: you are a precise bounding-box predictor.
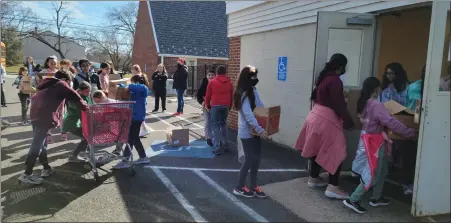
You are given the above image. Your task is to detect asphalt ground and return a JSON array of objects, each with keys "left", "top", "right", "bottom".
[{"left": 1, "top": 76, "right": 308, "bottom": 222}]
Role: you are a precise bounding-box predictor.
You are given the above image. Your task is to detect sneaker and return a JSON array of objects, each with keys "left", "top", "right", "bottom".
[
  {"left": 369, "top": 197, "right": 391, "bottom": 207},
  {"left": 18, "top": 173, "right": 43, "bottom": 185},
  {"left": 46, "top": 135, "right": 53, "bottom": 144},
  {"left": 252, "top": 187, "right": 267, "bottom": 198},
  {"left": 206, "top": 139, "right": 213, "bottom": 147},
  {"left": 68, "top": 155, "right": 86, "bottom": 163},
  {"left": 233, "top": 186, "right": 255, "bottom": 198},
  {"left": 112, "top": 160, "right": 130, "bottom": 170},
  {"left": 135, "top": 157, "right": 150, "bottom": 165},
  {"left": 40, "top": 168, "right": 54, "bottom": 178},
  {"left": 325, "top": 185, "right": 349, "bottom": 199},
  {"left": 152, "top": 109, "right": 158, "bottom": 113},
  {"left": 212, "top": 148, "right": 225, "bottom": 156},
  {"left": 61, "top": 133, "right": 68, "bottom": 141},
  {"left": 21, "top": 120, "right": 29, "bottom": 125},
  {"left": 308, "top": 176, "right": 328, "bottom": 188},
  {"left": 403, "top": 184, "right": 413, "bottom": 195},
  {"left": 343, "top": 199, "right": 367, "bottom": 214},
  {"left": 162, "top": 109, "right": 166, "bottom": 113},
  {"left": 172, "top": 112, "right": 181, "bottom": 116}
]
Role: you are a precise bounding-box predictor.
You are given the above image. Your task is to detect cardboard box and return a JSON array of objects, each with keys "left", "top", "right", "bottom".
[
  {"left": 108, "top": 79, "right": 131, "bottom": 100},
  {"left": 166, "top": 127, "right": 190, "bottom": 146},
  {"left": 20, "top": 76, "right": 35, "bottom": 94},
  {"left": 251, "top": 106, "right": 281, "bottom": 136},
  {"left": 384, "top": 100, "right": 419, "bottom": 140},
  {"left": 345, "top": 88, "right": 362, "bottom": 130},
  {"left": 116, "top": 87, "right": 130, "bottom": 100},
  {"left": 109, "top": 72, "right": 122, "bottom": 81}
]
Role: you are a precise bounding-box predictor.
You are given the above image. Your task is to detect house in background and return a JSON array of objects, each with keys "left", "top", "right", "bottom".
[
  {"left": 132, "top": 1, "right": 229, "bottom": 78},
  {"left": 23, "top": 31, "right": 86, "bottom": 65}
]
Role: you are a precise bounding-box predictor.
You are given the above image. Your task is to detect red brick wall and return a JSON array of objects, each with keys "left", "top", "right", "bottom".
[
  {"left": 226, "top": 37, "right": 241, "bottom": 130},
  {"left": 131, "top": 1, "right": 159, "bottom": 74},
  {"left": 163, "top": 56, "right": 179, "bottom": 77}
]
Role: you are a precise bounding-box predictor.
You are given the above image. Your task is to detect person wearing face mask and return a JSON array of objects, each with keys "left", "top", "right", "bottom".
[
  {"left": 19, "top": 69, "right": 88, "bottom": 185},
  {"left": 196, "top": 69, "right": 216, "bottom": 146},
  {"left": 295, "top": 53, "right": 354, "bottom": 200},
  {"left": 204, "top": 65, "right": 234, "bottom": 155},
  {"left": 172, "top": 58, "right": 188, "bottom": 116},
  {"left": 344, "top": 77, "right": 416, "bottom": 214},
  {"left": 232, "top": 65, "right": 269, "bottom": 198},
  {"left": 379, "top": 62, "right": 410, "bottom": 106},
  {"left": 152, "top": 64, "right": 168, "bottom": 112}
]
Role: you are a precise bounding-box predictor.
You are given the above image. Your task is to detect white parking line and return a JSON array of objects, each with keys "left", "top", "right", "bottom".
[
  {"left": 193, "top": 170, "right": 269, "bottom": 223},
  {"left": 144, "top": 165, "right": 308, "bottom": 172},
  {"left": 150, "top": 166, "right": 207, "bottom": 222}
]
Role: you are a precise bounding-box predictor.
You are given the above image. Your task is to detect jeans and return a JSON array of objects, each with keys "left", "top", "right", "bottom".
[
  {"left": 310, "top": 158, "right": 342, "bottom": 186},
  {"left": 154, "top": 90, "right": 166, "bottom": 111},
  {"left": 350, "top": 146, "right": 389, "bottom": 202},
  {"left": 210, "top": 106, "right": 229, "bottom": 151},
  {"left": 18, "top": 93, "right": 31, "bottom": 121},
  {"left": 25, "top": 122, "right": 51, "bottom": 175},
  {"left": 176, "top": 89, "right": 185, "bottom": 113},
  {"left": 1, "top": 83, "right": 6, "bottom": 106},
  {"left": 237, "top": 137, "right": 262, "bottom": 189},
  {"left": 123, "top": 120, "right": 147, "bottom": 159},
  {"left": 203, "top": 107, "right": 212, "bottom": 139},
  {"left": 70, "top": 128, "right": 88, "bottom": 157}
]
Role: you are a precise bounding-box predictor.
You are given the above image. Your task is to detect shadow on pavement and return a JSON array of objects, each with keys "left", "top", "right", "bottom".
[{"left": 1, "top": 163, "right": 111, "bottom": 222}]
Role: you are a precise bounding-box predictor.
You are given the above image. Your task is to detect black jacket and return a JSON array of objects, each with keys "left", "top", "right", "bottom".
[
  {"left": 196, "top": 78, "right": 208, "bottom": 105},
  {"left": 172, "top": 65, "right": 188, "bottom": 90},
  {"left": 73, "top": 72, "right": 101, "bottom": 91},
  {"left": 152, "top": 71, "right": 168, "bottom": 92}
]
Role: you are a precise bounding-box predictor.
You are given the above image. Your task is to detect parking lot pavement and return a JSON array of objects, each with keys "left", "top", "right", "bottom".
[{"left": 1, "top": 77, "right": 308, "bottom": 222}]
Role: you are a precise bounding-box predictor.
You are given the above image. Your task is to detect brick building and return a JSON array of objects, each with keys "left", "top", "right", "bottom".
[{"left": 132, "top": 1, "right": 229, "bottom": 78}]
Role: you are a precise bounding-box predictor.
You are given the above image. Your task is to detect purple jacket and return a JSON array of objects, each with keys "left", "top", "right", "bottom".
[{"left": 360, "top": 98, "right": 414, "bottom": 138}]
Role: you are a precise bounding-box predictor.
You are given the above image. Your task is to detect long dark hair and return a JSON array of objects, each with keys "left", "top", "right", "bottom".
[
  {"left": 310, "top": 53, "right": 348, "bottom": 100},
  {"left": 420, "top": 65, "right": 426, "bottom": 96},
  {"left": 233, "top": 66, "right": 258, "bottom": 110},
  {"left": 44, "top": 56, "right": 57, "bottom": 69},
  {"left": 381, "top": 62, "right": 409, "bottom": 92},
  {"left": 357, "top": 77, "right": 381, "bottom": 114}
]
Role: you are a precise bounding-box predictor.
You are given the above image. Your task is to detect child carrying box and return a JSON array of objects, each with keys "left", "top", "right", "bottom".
[
  {"left": 344, "top": 77, "right": 416, "bottom": 214},
  {"left": 12, "top": 67, "right": 36, "bottom": 125}
]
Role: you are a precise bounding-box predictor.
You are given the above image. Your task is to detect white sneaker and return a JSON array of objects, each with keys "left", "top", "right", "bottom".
[
  {"left": 112, "top": 160, "right": 130, "bottom": 170},
  {"left": 325, "top": 185, "right": 349, "bottom": 200},
  {"left": 68, "top": 155, "right": 86, "bottom": 163},
  {"left": 41, "top": 168, "right": 54, "bottom": 178},
  {"left": 135, "top": 157, "right": 150, "bottom": 165},
  {"left": 18, "top": 173, "right": 44, "bottom": 185}
]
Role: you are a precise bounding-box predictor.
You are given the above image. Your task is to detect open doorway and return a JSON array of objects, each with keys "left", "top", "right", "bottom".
[{"left": 372, "top": 4, "right": 433, "bottom": 204}]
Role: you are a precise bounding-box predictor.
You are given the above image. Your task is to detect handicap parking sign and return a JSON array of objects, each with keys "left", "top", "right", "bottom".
[{"left": 278, "top": 57, "right": 287, "bottom": 81}]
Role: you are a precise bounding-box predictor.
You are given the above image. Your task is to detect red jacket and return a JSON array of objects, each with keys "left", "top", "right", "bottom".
[
  {"left": 205, "top": 75, "right": 234, "bottom": 109},
  {"left": 30, "top": 78, "right": 87, "bottom": 129}
]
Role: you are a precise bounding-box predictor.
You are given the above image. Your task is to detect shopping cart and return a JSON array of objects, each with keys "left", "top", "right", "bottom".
[{"left": 81, "top": 101, "right": 136, "bottom": 182}]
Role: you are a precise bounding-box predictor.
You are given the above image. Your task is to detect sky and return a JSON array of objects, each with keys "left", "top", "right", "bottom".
[{"left": 20, "top": 1, "right": 132, "bottom": 32}]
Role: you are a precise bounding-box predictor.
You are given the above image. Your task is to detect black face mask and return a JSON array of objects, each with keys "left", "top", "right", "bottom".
[
  {"left": 251, "top": 78, "right": 259, "bottom": 86},
  {"left": 340, "top": 66, "right": 346, "bottom": 75}
]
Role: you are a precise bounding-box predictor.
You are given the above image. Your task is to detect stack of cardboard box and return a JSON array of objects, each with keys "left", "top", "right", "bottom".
[{"left": 108, "top": 78, "right": 131, "bottom": 100}]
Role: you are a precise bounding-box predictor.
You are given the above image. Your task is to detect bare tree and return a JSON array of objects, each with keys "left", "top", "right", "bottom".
[
  {"left": 28, "top": 1, "right": 72, "bottom": 59},
  {"left": 106, "top": 2, "right": 137, "bottom": 36}
]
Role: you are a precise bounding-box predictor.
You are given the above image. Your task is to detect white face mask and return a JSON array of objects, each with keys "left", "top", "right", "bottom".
[{"left": 339, "top": 72, "right": 346, "bottom": 82}]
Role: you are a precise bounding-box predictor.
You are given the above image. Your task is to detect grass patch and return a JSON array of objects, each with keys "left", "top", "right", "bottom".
[{"left": 5, "top": 64, "right": 22, "bottom": 74}]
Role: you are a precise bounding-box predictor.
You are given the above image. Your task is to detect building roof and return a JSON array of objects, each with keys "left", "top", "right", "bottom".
[{"left": 148, "top": 1, "right": 229, "bottom": 58}]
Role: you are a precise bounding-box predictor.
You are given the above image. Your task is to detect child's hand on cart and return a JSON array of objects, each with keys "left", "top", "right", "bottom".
[{"left": 80, "top": 101, "right": 90, "bottom": 111}]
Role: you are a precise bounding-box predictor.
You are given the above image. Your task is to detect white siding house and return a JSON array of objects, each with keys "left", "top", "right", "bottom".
[
  {"left": 23, "top": 31, "right": 86, "bottom": 65},
  {"left": 227, "top": 0, "right": 449, "bottom": 217}
]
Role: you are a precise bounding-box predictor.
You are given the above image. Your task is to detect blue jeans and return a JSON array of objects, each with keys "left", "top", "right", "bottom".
[
  {"left": 210, "top": 106, "right": 229, "bottom": 151},
  {"left": 25, "top": 122, "right": 51, "bottom": 175},
  {"left": 176, "top": 89, "right": 185, "bottom": 113}
]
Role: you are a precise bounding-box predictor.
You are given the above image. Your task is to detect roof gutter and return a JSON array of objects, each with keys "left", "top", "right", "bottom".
[
  {"left": 147, "top": 2, "right": 160, "bottom": 53},
  {"left": 158, "top": 54, "right": 229, "bottom": 60}
]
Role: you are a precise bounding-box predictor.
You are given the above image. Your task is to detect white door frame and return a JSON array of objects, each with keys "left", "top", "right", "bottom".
[{"left": 412, "top": 1, "right": 450, "bottom": 216}]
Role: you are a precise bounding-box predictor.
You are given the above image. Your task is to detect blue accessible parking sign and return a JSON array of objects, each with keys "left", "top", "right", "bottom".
[{"left": 278, "top": 56, "right": 287, "bottom": 81}]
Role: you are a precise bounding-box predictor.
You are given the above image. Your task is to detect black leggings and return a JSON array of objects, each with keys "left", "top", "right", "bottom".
[
  {"left": 310, "top": 157, "right": 341, "bottom": 186},
  {"left": 123, "top": 120, "right": 147, "bottom": 159},
  {"left": 237, "top": 137, "right": 262, "bottom": 189}
]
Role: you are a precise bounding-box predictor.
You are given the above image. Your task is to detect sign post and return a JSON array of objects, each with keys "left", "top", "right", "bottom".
[{"left": 278, "top": 56, "right": 287, "bottom": 81}]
